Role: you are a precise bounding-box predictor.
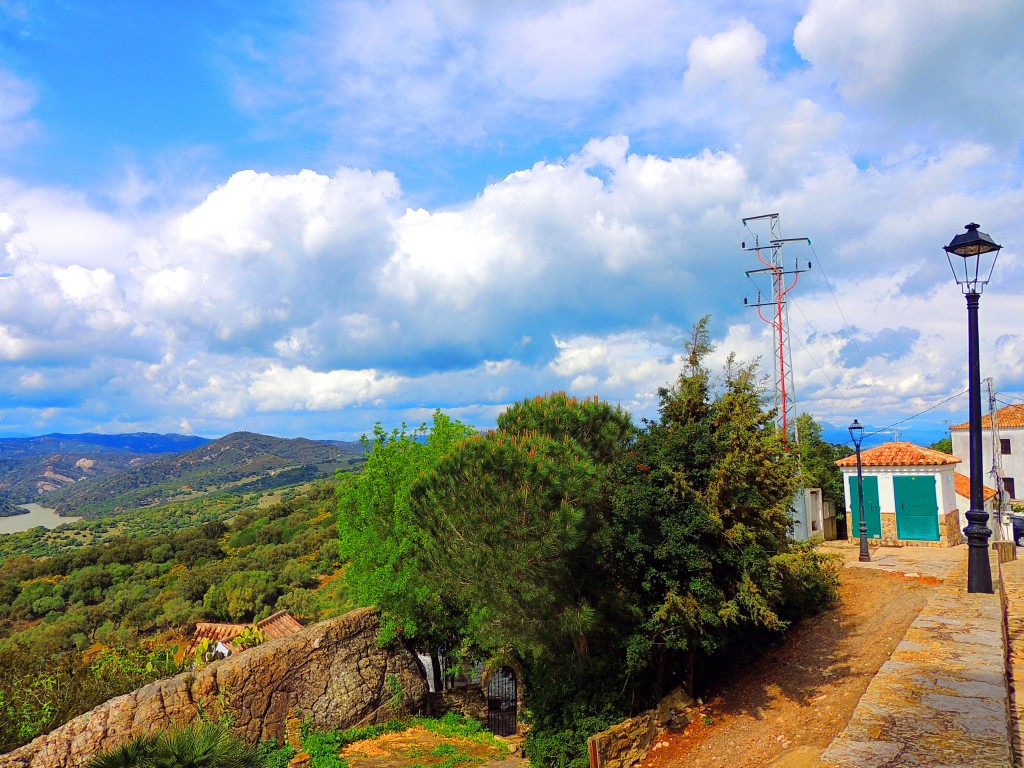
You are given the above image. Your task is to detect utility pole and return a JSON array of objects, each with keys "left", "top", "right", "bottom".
[
  {"left": 742, "top": 213, "right": 811, "bottom": 448},
  {"left": 986, "top": 377, "right": 1005, "bottom": 540}
]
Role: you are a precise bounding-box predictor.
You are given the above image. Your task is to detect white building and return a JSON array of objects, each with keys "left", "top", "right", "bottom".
[
  {"left": 950, "top": 403, "right": 1024, "bottom": 503},
  {"left": 836, "top": 442, "right": 962, "bottom": 546},
  {"left": 952, "top": 471, "right": 1005, "bottom": 540}
]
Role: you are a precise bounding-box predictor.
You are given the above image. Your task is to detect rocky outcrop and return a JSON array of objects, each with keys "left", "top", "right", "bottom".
[{"left": 0, "top": 607, "right": 427, "bottom": 768}]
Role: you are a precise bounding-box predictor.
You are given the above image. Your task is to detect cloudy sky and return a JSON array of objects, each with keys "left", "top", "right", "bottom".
[{"left": 0, "top": 0, "right": 1021, "bottom": 444}]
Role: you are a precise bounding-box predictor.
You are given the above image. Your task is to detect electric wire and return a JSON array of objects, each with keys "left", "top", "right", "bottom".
[
  {"left": 786, "top": 306, "right": 841, "bottom": 390},
  {"left": 807, "top": 242, "right": 868, "bottom": 367},
  {"left": 788, "top": 296, "right": 844, "bottom": 389},
  {"left": 853, "top": 388, "right": 969, "bottom": 445},
  {"left": 996, "top": 394, "right": 1024, "bottom": 405}
]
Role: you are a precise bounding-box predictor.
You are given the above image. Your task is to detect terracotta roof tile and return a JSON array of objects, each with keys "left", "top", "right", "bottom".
[
  {"left": 953, "top": 472, "right": 998, "bottom": 502},
  {"left": 188, "top": 622, "right": 246, "bottom": 655},
  {"left": 188, "top": 611, "right": 303, "bottom": 655},
  {"left": 835, "top": 441, "right": 960, "bottom": 468},
  {"left": 257, "top": 610, "right": 304, "bottom": 640},
  {"left": 950, "top": 403, "right": 1024, "bottom": 430}
]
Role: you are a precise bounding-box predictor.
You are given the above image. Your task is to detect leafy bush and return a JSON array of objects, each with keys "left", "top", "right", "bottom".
[
  {"left": 0, "top": 644, "right": 180, "bottom": 752},
  {"left": 301, "top": 730, "right": 347, "bottom": 768},
  {"left": 768, "top": 544, "right": 841, "bottom": 621},
  {"left": 257, "top": 741, "right": 295, "bottom": 768}
]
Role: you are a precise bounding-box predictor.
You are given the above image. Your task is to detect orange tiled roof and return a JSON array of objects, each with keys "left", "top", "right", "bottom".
[
  {"left": 188, "top": 611, "right": 303, "bottom": 655},
  {"left": 835, "top": 441, "right": 960, "bottom": 468},
  {"left": 258, "top": 610, "right": 304, "bottom": 640},
  {"left": 950, "top": 403, "right": 1024, "bottom": 430},
  {"left": 953, "top": 472, "right": 998, "bottom": 502}
]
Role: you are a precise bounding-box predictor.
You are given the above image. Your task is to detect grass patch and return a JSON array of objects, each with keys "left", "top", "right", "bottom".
[{"left": 309, "top": 714, "right": 508, "bottom": 768}]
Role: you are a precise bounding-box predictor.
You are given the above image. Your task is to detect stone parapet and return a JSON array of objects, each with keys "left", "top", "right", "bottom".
[{"left": 587, "top": 688, "right": 692, "bottom": 768}]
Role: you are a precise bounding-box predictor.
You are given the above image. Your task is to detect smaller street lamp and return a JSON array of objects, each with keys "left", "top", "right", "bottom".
[
  {"left": 848, "top": 419, "right": 870, "bottom": 563},
  {"left": 945, "top": 223, "right": 1001, "bottom": 594}
]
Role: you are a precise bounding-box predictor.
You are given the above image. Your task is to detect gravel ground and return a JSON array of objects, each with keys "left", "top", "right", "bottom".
[{"left": 637, "top": 565, "right": 933, "bottom": 768}]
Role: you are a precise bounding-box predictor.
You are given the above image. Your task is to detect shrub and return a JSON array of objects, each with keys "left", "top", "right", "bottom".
[
  {"left": 768, "top": 544, "right": 841, "bottom": 621},
  {"left": 86, "top": 721, "right": 264, "bottom": 768}
]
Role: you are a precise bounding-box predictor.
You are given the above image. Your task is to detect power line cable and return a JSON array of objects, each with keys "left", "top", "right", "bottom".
[
  {"left": 807, "top": 242, "right": 868, "bottom": 367},
  {"left": 858, "top": 388, "right": 969, "bottom": 443},
  {"left": 786, "top": 306, "right": 841, "bottom": 390},
  {"left": 788, "top": 296, "right": 845, "bottom": 389}
]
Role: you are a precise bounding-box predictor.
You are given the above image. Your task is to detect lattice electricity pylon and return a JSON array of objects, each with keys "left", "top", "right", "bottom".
[{"left": 741, "top": 213, "right": 811, "bottom": 447}]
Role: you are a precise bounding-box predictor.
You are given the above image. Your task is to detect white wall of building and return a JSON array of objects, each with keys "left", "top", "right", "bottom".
[
  {"left": 840, "top": 464, "right": 958, "bottom": 517},
  {"left": 951, "top": 425, "right": 1024, "bottom": 500}
]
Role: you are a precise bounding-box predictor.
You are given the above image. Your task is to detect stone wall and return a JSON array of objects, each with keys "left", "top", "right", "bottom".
[
  {"left": 587, "top": 688, "right": 692, "bottom": 768},
  {"left": 428, "top": 685, "right": 487, "bottom": 722},
  {"left": 850, "top": 509, "right": 965, "bottom": 548},
  {"left": 0, "top": 607, "right": 427, "bottom": 768},
  {"left": 942, "top": 509, "right": 964, "bottom": 546}
]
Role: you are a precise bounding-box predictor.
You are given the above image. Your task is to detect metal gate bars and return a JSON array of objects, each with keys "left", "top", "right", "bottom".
[{"left": 487, "top": 666, "right": 517, "bottom": 736}]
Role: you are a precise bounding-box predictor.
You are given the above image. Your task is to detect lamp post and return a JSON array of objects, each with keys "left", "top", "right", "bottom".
[
  {"left": 849, "top": 419, "right": 870, "bottom": 563},
  {"left": 945, "top": 222, "right": 1001, "bottom": 594}
]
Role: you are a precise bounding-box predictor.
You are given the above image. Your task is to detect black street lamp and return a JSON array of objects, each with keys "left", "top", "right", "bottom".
[
  {"left": 945, "top": 222, "right": 1001, "bottom": 594},
  {"left": 848, "top": 419, "right": 870, "bottom": 563}
]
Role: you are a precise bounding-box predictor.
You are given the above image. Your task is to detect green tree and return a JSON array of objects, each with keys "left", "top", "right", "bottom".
[
  {"left": 930, "top": 436, "right": 953, "bottom": 454},
  {"left": 203, "top": 571, "right": 278, "bottom": 622},
  {"left": 337, "top": 410, "right": 476, "bottom": 689},
  {"left": 608, "top": 318, "right": 802, "bottom": 695},
  {"left": 795, "top": 412, "right": 850, "bottom": 508},
  {"left": 409, "top": 393, "right": 634, "bottom": 662},
  {"left": 411, "top": 431, "right": 601, "bottom": 658}
]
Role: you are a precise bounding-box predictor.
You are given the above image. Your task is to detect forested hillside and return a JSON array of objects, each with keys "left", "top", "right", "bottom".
[
  {"left": 0, "top": 433, "right": 212, "bottom": 510},
  {"left": 42, "top": 431, "right": 363, "bottom": 517},
  {"left": 0, "top": 481, "right": 351, "bottom": 752}
]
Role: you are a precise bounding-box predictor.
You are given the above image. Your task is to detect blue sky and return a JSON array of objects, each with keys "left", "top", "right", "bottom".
[{"left": 0, "top": 0, "right": 1022, "bottom": 446}]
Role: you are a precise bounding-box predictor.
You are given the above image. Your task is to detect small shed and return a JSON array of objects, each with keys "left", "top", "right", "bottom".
[
  {"left": 836, "top": 442, "right": 961, "bottom": 547},
  {"left": 790, "top": 487, "right": 839, "bottom": 541}
]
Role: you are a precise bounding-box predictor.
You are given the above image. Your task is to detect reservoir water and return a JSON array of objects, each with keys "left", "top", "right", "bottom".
[{"left": 0, "top": 503, "right": 82, "bottom": 534}]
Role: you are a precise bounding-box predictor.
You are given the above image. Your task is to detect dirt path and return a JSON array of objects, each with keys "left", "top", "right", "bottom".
[
  {"left": 639, "top": 566, "right": 933, "bottom": 768},
  {"left": 340, "top": 727, "right": 522, "bottom": 768}
]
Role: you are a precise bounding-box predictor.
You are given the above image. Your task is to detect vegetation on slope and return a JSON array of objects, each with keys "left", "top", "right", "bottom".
[
  {"left": 0, "top": 482, "right": 351, "bottom": 752},
  {"left": 41, "top": 432, "right": 363, "bottom": 517},
  {"left": 0, "top": 433, "right": 211, "bottom": 510}
]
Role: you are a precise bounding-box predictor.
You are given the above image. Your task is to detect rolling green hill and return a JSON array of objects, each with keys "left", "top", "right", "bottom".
[
  {"left": 41, "top": 431, "right": 364, "bottom": 518},
  {"left": 0, "top": 433, "right": 213, "bottom": 513}
]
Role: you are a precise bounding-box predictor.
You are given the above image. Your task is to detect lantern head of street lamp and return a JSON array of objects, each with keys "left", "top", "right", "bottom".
[
  {"left": 944, "top": 222, "right": 1001, "bottom": 295},
  {"left": 848, "top": 419, "right": 864, "bottom": 449}
]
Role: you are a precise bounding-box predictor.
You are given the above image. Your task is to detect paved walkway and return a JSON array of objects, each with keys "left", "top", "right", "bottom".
[
  {"left": 1001, "top": 557, "right": 1024, "bottom": 766},
  {"left": 819, "top": 544, "right": 1012, "bottom": 768}
]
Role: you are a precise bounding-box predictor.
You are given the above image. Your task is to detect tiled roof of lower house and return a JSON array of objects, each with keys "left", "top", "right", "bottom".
[
  {"left": 188, "top": 610, "right": 303, "bottom": 655},
  {"left": 835, "top": 441, "right": 961, "bottom": 468},
  {"left": 953, "top": 472, "right": 999, "bottom": 502},
  {"left": 258, "top": 610, "right": 304, "bottom": 640},
  {"left": 951, "top": 403, "right": 1024, "bottom": 430}
]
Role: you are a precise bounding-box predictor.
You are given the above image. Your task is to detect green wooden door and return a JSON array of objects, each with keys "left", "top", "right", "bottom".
[
  {"left": 847, "top": 475, "right": 881, "bottom": 538},
  {"left": 894, "top": 475, "right": 940, "bottom": 541}
]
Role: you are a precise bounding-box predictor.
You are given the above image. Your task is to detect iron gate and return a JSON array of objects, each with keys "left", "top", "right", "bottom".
[{"left": 487, "top": 666, "right": 518, "bottom": 736}]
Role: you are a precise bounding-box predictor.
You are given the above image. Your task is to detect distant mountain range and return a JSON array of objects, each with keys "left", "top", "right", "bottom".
[
  {"left": 0, "top": 431, "right": 364, "bottom": 518},
  {"left": 0, "top": 432, "right": 212, "bottom": 456}
]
